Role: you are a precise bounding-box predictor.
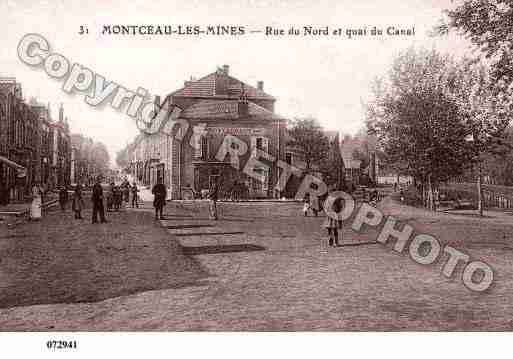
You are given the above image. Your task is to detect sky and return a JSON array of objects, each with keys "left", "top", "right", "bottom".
[{"left": 1, "top": 0, "right": 474, "bottom": 166}]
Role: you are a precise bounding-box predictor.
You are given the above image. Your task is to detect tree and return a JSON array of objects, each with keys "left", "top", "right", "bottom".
[
  {"left": 70, "top": 133, "right": 111, "bottom": 182},
  {"left": 438, "top": 1, "right": 513, "bottom": 109},
  {"left": 287, "top": 118, "right": 330, "bottom": 172},
  {"left": 319, "top": 134, "right": 345, "bottom": 189},
  {"left": 366, "top": 48, "right": 476, "bottom": 210}
]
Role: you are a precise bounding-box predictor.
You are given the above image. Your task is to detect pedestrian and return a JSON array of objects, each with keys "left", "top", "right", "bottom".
[
  {"left": 72, "top": 183, "right": 85, "bottom": 219},
  {"left": 92, "top": 176, "right": 108, "bottom": 224},
  {"left": 114, "top": 185, "right": 122, "bottom": 211},
  {"left": 152, "top": 179, "right": 167, "bottom": 220},
  {"left": 131, "top": 182, "right": 139, "bottom": 208},
  {"left": 107, "top": 182, "right": 115, "bottom": 212},
  {"left": 323, "top": 196, "right": 343, "bottom": 247},
  {"left": 208, "top": 178, "right": 219, "bottom": 220},
  {"left": 310, "top": 194, "right": 320, "bottom": 217},
  {"left": 302, "top": 196, "right": 310, "bottom": 216},
  {"left": 122, "top": 179, "right": 130, "bottom": 205},
  {"left": 394, "top": 182, "right": 398, "bottom": 192},
  {"left": 58, "top": 185, "right": 69, "bottom": 212},
  {"left": 230, "top": 180, "right": 237, "bottom": 201},
  {"left": 30, "top": 182, "right": 43, "bottom": 221}
]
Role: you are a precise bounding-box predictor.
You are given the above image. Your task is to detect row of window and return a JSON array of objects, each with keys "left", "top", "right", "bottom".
[{"left": 0, "top": 97, "right": 38, "bottom": 152}]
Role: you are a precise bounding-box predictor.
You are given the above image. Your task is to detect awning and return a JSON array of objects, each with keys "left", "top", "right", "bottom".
[{"left": 0, "top": 156, "right": 27, "bottom": 178}]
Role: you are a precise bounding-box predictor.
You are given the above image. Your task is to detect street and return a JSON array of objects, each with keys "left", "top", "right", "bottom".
[{"left": 1, "top": 196, "right": 513, "bottom": 330}]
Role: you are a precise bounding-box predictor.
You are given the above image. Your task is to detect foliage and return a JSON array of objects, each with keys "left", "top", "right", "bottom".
[
  {"left": 70, "top": 134, "right": 111, "bottom": 176},
  {"left": 438, "top": 0, "right": 513, "bottom": 116},
  {"left": 319, "top": 135, "right": 345, "bottom": 188},
  {"left": 366, "top": 48, "right": 477, "bottom": 184},
  {"left": 287, "top": 117, "right": 330, "bottom": 172}
]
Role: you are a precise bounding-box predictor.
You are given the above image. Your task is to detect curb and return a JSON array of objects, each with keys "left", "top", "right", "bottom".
[{"left": 0, "top": 199, "right": 59, "bottom": 217}]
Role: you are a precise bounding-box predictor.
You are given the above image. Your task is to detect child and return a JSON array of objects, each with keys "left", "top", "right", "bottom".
[
  {"left": 302, "top": 198, "right": 310, "bottom": 216},
  {"left": 322, "top": 196, "right": 343, "bottom": 247}
]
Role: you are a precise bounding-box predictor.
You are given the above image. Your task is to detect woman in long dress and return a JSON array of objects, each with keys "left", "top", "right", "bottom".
[{"left": 30, "top": 183, "right": 43, "bottom": 220}]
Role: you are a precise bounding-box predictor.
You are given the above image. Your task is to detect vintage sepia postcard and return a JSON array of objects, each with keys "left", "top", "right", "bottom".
[{"left": 1, "top": 0, "right": 512, "bottom": 357}]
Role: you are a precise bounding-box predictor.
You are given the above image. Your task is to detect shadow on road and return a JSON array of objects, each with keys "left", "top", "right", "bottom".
[
  {"left": 166, "top": 224, "right": 214, "bottom": 229},
  {"left": 337, "top": 241, "right": 380, "bottom": 247},
  {"left": 0, "top": 208, "right": 210, "bottom": 309},
  {"left": 174, "top": 231, "right": 245, "bottom": 237},
  {"left": 182, "top": 243, "right": 266, "bottom": 255}
]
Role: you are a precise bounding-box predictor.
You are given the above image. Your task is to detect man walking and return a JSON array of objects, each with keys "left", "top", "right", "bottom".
[
  {"left": 92, "top": 176, "right": 108, "bottom": 224},
  {"left": 131, "top": 182, "right": 139, "bottom": 208},
  {"left": 152, "top": 179, "right": 167, "bottom": 220}
]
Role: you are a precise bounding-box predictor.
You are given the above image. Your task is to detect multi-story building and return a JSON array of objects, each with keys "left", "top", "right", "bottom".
[
  {"left": 54, "top": 105, "right": 72, "bottom": 187},
  {"left": 0, "top": 78, "right": 39, "bottom": 203},
  {"left": 31, "top": 102, "right": 71, "bottom": 189},
  {"left": 128, "top": 65, "right": 288, "bottom": 199},
  {"left": 0, "top": 77, "right": 72, "bottom": 204}
]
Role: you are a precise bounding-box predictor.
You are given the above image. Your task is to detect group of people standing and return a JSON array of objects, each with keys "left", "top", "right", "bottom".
[
  {"left": 30, "top": 177, "right": 144, "bottom": 224},
  {"left": 106, "top": 180, "right": 139, "bottom": 212}
]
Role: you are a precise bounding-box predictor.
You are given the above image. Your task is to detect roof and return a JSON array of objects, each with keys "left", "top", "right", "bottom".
[
  {"left": 180, "top": 99, "right": 286, "bottom": 122},
  {"left": 169, "top": 71, "right": 275, "bottom": 100}
]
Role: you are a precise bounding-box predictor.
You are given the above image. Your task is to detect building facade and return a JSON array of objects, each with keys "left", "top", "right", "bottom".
[
  {"left": 0, "top": 78, "right": 39, "bottom": 204},
  {"left": 0, "top": 77, "right": 72, "bottom": 204},
  {"left": 128, "top": 65, "right": 288, "bottom": 199}
]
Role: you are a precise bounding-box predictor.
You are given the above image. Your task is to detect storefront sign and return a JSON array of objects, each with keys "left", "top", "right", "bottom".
[{"left": 208, "top": 127, "right": 267, "bottom": 136}]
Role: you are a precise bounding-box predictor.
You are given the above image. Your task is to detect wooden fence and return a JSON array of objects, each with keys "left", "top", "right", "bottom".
[{"left": 438, "top": 185, "right": 513, "bottom": 210}]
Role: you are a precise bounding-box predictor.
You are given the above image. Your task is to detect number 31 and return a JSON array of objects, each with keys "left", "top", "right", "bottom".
[{"left": 79, "top": 26, "right": 89, "bottom": 35}]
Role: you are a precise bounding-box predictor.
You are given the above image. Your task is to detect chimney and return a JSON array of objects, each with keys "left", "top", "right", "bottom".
[
  {"left": 184, "top": 76, "right": 196, "bottom": 87},
  {"left": 154, "top": 95, "right": 161, "bottom": 106},
  {"left": 215, "top": 67, "right": 229, "bottom": 95},
  {"left": 238, "top": 87, "right": 249, "bottom": 118},
  {"left": 257, "top": 81, "right": 264, "bottom": 91}
]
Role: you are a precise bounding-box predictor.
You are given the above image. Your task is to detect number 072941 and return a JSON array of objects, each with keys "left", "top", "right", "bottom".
[{"left": 46, "top": 340, "right": 78, "bottom": 350}]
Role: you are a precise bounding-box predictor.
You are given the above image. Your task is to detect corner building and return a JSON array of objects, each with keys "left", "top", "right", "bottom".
[{"left": 130, "top": 65, "right": 288, "bottom": 199}]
